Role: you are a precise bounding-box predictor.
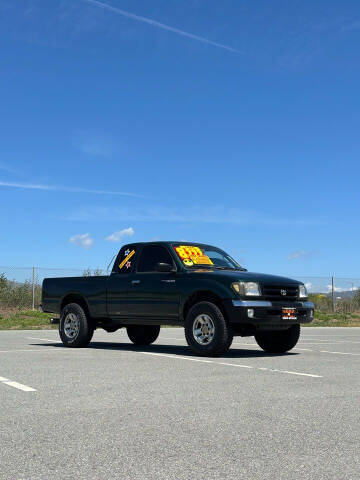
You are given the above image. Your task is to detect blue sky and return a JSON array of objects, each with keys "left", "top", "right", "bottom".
[{"left": 1, "top": 0, "right": 360, "bottom": 277}]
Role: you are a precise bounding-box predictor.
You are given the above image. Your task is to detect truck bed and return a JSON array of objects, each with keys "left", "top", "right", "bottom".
[{"left": 42, "top": 276, "right": 108, "bottom": 317}]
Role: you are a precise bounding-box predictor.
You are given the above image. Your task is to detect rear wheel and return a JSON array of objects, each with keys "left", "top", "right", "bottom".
[
  {"left": 127, "top": 325, "right": 160, "bottom": 345},
  {"left": 255, "top": 324, "right": 300, "bottom": 353},
  {"left": 59, "top": 303, "right": 94, "bottom": 348},
  {"left": 185, "top": 301, "right": 233, "bottom": 357}
]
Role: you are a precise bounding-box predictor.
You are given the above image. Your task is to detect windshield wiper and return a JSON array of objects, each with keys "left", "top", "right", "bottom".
[
  {"left": 212, "top": 266, "right": 242, "bottom": 271},
  {"left": 190, "top": 266, "right": 242, "bottom": 271},
  {"left": 189, "top": 265, "right": 213, "bottom": 269}
]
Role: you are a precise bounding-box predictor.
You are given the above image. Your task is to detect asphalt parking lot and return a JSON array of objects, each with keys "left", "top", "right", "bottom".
[{"left": 0, "top": 327, "right": 359, "bottom": 480}]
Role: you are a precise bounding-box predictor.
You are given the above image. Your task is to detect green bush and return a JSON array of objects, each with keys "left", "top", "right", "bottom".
[{"left": 0, "top": 273, "right": 42, "bottom": 310}]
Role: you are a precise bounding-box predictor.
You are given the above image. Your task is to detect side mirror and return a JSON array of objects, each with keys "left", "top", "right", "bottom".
[{"left": 156, "top": 262, "right": 174, "bottom": 273}]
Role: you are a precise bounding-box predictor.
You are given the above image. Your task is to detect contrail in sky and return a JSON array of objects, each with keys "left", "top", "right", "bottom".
[
  {"left": 81, "top": 0, "right": 240, "bottom": 54},
  {"left": 0, "top": 180, "right": 143, "bottom": 197}
]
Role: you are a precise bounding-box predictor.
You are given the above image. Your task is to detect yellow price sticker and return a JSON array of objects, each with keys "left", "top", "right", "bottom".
[
  {"left": 192, "top": 255, "right": 213, "bottom": 265},
  {"left": 174, "top": 245, "right": 213, "bottom": 265}
]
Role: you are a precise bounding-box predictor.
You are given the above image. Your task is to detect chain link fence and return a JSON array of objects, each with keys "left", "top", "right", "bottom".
[
  {"left": 0, "top": 266, "right": 359, "bottom": 315},
  {"left": 0, "top": 266, "right": 103, "bottom": 313},
  {"left": 279, "top": 275, "right": 360, "bottom": 314}
]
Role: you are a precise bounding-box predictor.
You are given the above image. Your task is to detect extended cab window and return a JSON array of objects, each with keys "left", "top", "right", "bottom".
[
  {"left": 137, "top": 245, "right": 173, "bottom": 272},
  {"left": 115, "top": 246, "right": 137, "bottom": 274}
]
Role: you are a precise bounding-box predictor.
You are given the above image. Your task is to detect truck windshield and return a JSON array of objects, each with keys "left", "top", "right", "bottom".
[{"left": 172, "top": 244, "right": 245, "bottom": 270}]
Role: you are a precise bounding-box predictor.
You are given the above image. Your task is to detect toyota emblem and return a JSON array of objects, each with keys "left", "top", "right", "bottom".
[{"left": 281, "top": 289, "right": 287, "bottom": 296}]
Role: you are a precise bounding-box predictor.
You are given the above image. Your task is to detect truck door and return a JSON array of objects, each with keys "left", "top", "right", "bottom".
[
  {"left": 107, "top": 245, "right": 138, "bottom": 317},
  {"left": 127, "top": 244, "right": 180, "bottom": 320}
]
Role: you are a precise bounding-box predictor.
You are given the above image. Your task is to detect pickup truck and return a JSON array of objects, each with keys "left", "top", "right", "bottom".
[{"left": 42, "top": 241, "right": 314, "bottom": 357}]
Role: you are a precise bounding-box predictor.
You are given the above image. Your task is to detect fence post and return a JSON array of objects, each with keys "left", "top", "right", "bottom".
[
  {"left": 32, "top": 267, "right": 35, "bottom": 310},
  {"left": 331, "top": 276, "right": 335, "bottom": 314}
]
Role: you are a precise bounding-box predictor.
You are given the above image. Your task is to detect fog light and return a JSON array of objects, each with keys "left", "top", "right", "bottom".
[{"left": 247, "top": 308, "right": 254, "bottom": 318}]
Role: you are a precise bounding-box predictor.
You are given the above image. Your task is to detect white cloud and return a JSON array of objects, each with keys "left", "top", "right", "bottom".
[
  {"left": 287, "top": 250, "right": 308, "bottom": 260},
  {"left": 326, "top": 285, "right": 343, "bottom": 292},
  {"left": 69, "top": 233, "right": 94, "bottom": 249},
  {"left": 287, "top": 250, "right": 321, "bottom": 260},
  {"left": 325, "top": 285, "right": 359, "bottom": 293},
  {"left": 105, "top": 227, "right": 134, "bottom": 243},
  {"left": 0, "top": 180, "right": 142, "bottom": 197}
]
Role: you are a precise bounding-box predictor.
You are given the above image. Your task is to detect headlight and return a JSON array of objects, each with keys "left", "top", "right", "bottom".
[
  {"left": 232, "top": 281, "right": 261, "bottom": 296},
  {"left": 299, "top": 285, "right": 308, "bottom": 298}
]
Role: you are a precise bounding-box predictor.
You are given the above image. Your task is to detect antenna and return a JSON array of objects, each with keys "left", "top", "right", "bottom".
[{"left": 106, "top": 253, "right": 117, "bottom": 273}]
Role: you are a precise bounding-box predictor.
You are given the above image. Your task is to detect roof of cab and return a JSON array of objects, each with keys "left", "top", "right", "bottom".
[{"left": 122, "top": 241, "right": 216, "bottom": 248}]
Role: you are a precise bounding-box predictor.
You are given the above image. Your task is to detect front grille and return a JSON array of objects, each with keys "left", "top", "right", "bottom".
[{"left": 261, "top": 284, "right": 299, "bottom": 301}]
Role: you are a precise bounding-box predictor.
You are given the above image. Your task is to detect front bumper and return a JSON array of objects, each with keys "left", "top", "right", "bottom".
[{"left": 223, "top": 299, "right": 314, "bottom": 327}]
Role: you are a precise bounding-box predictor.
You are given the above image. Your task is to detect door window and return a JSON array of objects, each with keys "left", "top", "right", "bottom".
[{"left": 137, "top": 245, "right": 174, "bottom": 272}]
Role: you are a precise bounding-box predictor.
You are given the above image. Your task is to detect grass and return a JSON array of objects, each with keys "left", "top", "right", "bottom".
[
  {"left": 0, "top": 309, "right": 56, "bottom": 330},
  {"left": 305, "top": 311, "right": 360, "bottom": 327},
  {"left": 1, "top": 309, "right": 360, "bottom": 330}
]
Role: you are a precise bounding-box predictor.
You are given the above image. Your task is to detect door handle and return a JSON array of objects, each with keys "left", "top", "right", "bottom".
[
  {"left": 131, "top": 280, "right": 140, "bottom": 285},
  {"left": 162, "top": 279, "right": 176, "bottom": 283}
]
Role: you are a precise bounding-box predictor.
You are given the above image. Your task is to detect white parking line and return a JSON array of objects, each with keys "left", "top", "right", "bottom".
[
  {"left": 305, "top": 341, "right": 360, "bottom": 345},
  {"left": 0, "top": 377, "right": 36, "bottom": 392},
  {"left": 159, "top": 336, "right": 184, "bottom": 341},
  {"left": 301, "top": 338, "right": 360, "bottom": 343},
  {"left": 0, "top": 349, "right": 57, "bottom": 353},
  {"left": 0, "top": 348, "right": 52, "bottom": 353},
  {"left": 332, "top": 340, "right": 360, "bottom": 344},
  {"left": 233, "top": 344, "right": 360, "bottom": 356},
  {"left": 139, "top": 351, "right": 322, "bottom": 378},
  {"left": 294, "top": 347, "right": 360, "bottom": 355},
  {"left": 27, "top": 337, "right": 60, "bottom": 343},
  {"left": 318, "top": 350, "right": 360, "bottom": 356},
  {"left": 298, "top": 341, "right": 360, "bottom": 345},
  {"left": 294, "top": 342, "right": 344, "bottom": 345},
  {"left": 160, "top": 337, "right": 359, "bottom": 356}
]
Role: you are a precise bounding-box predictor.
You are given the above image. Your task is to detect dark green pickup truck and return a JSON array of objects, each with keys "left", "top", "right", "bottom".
[{"left": 42, "top": 241, "right": 314, "bottom": 356}]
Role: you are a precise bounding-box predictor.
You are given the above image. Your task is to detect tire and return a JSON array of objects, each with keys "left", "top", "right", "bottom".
[
  {"left": 127, "top": 325, "right": 160, "bottom": 345},
  {"left": 59, "top": 303, "right": 94, "bottom": 348},
  {"left": 185, "top": 301, "right": 233, "bottom": 357},
  {"left": 255, "top": 324, "right": 300, "bottom": 353}
]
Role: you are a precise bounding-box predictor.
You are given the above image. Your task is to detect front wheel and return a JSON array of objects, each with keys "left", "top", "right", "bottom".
[
  {"left": 255, "top": 324, "right": 300, "bottom": 353},
  {"left": 185, "top": 301, "right": 233, "bottom": 357},
  {"left": 127, "top": 325, "right": 160, "bottom": 345},
  {"left": 59, "top": 303, "right": 94, "bottom": 348}
]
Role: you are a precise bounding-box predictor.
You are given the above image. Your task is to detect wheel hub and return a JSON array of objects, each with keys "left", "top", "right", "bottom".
[
  {"left": 64, "top": 313, "right": 80, "bottom": 339},
  {"left": 193, "top": 314, "right": 215, "bottom": 345}
]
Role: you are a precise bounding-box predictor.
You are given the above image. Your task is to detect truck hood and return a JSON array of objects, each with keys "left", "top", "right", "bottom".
[{"left": 189, "top": 269, "right": 302, "bottom": 285}]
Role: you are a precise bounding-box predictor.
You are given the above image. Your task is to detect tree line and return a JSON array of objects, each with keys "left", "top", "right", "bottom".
[{"left": 1, "top": 271, "right": 360, "bottom": 314}]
